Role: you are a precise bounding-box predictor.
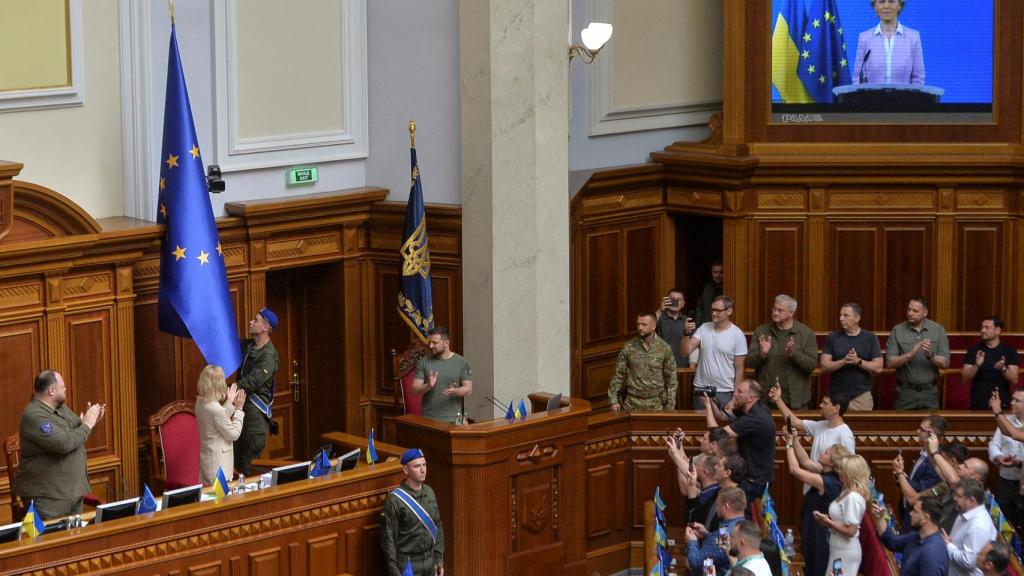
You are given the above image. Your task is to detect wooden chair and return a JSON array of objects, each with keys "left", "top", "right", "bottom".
[
  {"left": 4, "top": 434, "right": 25, "bottom": 521},
  {"left": 147, "top": 400, "right": 200, "bottom": 491},
  {"left": 391, "top": 341, "right": 429, "bottom": 416}
]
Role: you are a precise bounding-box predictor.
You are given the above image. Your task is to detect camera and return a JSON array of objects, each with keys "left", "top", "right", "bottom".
[{"left": 694, "top": 384, "right": 716, "bottom": 397}]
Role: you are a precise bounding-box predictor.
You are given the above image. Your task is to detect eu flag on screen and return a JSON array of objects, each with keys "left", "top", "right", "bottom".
[
  {"left": 156, "top": 25, "right": 241, "bottom": 376},
  {"left": 397, "top": 138, "right": 434, "bottom": 342},
  {"left": 796, "top": 0, "right": 851, "bottom": 103},
  {"left": 771, "top": 0, "right": 812, "bottom": 103}
]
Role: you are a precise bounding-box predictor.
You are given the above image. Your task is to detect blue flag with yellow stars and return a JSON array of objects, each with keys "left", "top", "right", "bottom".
[
  {"left": 796, "top": 0, "right": 851, "bottom": 102},
  {"left": 137, "top": 484, "right": 158, "bottom": 514},
  {"left": 156, "top": 24, "right": 241, "bottom": 376},
  {"left": 397, "top": 128, "right": 434, "bottom": 342}
]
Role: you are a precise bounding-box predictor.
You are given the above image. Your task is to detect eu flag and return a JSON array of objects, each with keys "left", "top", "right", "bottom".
[
  {"left": 137, "top": 484, "right": 158, "bottom": 514},
  {"left": 771, "top": 0, "right": 812, "bottom": 103},
  {"left": 397, "top": 125, "right": 434, "bottom": 342},
  {"left": 156, "top": 25, "right": 241, "bottom": 376},
  {"left": 796, "top": 0, "right": 851, "bottom": 102}
]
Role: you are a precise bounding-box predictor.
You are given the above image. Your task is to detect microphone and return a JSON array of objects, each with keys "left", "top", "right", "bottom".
[
  {"left": 486, "top": 395, "right": 509, "bottom": 412},
  {"left": 859, "top": 49, "right": 871, "bottom": 84}
]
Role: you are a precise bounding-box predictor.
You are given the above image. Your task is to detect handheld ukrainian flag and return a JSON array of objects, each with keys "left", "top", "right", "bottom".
[
  {"left": 648, "top": 558, "right": 663, "bottom": 576},
  {"left": 137, "top": 484, "right": 159, "bottom": 514},
  {"left": 22, "top": 500, "right": 45, "bottom": 539},
  {"left": 156, "top": 23, "right": 241, "bottom": 376},
  {"left": 796, "top": 0, "right": 851, "bottom": 102},
  {"left": 517, "top": 399, "right": 528, "bottom": 422},
  {"left": 772, "top": 0, "right": 812, "bottom": 103},
  {"left": 214, "top": 466, "right": 230, "bottom": 501},
  {"left": 402, "top": 558, "right": 414, "bottom": 576},
  {"left": 310, "top": 447, "right": 331, "bottom": 478},
  {"left": 397, "top": 120, "right": 434, "bottom": 342},
  {"left": 367, "top": 428, "right": 378, "bottom": 464},
  {"left": 653, "top": 486, "right": 667, "bottom": 513},
  {"left": 762, "top": 485, "right": 791, "bottom": 575},
  {"left": 654, "top": 521, "right": 668, "bottom": 548},
  {"left": 989, "top": 493, "right": 1024, "bottom": 559}
]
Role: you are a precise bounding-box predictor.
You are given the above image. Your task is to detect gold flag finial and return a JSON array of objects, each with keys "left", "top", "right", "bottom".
[
  {"left": 168, "top": 0, "right": 175, "bottom": 24},
  {"left": 409, "top": 120, "right": 416, "bottom": 148}
]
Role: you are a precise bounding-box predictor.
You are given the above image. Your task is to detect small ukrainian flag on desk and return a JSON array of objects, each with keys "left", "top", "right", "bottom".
[
  {"left": 214, "top": 466, "right": 230, "bottom": 501},
  {"left": 22, "top": 500, "right": 45, "bottom": 539}
]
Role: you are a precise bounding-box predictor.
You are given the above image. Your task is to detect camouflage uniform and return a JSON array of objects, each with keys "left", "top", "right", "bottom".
[
  {"left": 234, "top": 338, "right": 280, "bottom": 475},
  {"left": 381, "top": 481, "right": 444, "bottom": 576},
  {"left": 607, "top": 335, "right": 678, "bottom": 410}
]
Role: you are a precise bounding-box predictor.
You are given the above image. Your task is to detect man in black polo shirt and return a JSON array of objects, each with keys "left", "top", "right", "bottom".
[
  {"left": 702, "top": 378, "right": 775, "bottom": 504},
  {"left": 964, "top": 316, "right": 1020, "bottom": 410}
]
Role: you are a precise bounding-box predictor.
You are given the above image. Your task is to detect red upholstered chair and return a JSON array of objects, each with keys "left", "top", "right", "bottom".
[
  {"left": 392, "top": 341, "right": 429, "bottom": 416},
  {"left": 148, "top": 400, "right": 200, "bottom": 491}
]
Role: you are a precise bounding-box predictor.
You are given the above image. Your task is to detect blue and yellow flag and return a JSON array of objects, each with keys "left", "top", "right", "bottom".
[
  {"left": 517, "top": 399, "right": 528, "bottom": 422},
  {"left": 796, "top": 0, "right": 851, "bottom": 102},
  {"left": 653, "top": 486, "right": 667, "bottom": 512},
  {"left": 137, "top": 485, "right": 158, "bottom": 514},
  {"left": 397, "top": 124, "right": 434, "bottom": 342},
  {"left": 214, "top": 466, "right": 230, "bottom": 501},
  {"left": 367, "top": 428, "right": 378, "bottom": 464},
  {"left": 22, "top": 500, "right": 45, "bottom": 539},
  {"left": 648, "top": 559, "right": 663, "bottom": 576},
  {"left": 513, "top": 400, "right": 523, "bottom": 421},
  {"left": 762, "top": 485, "right": 791, "bottom": 575},
  {"left": 156, "top": 24, "right": 241, "bottom": 376},
  {"left": 772, "top": 0, "right": 812, "bottom": 103}
]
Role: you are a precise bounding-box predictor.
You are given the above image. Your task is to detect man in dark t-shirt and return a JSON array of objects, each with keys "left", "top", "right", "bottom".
[
  {"left": 655, "top": 288, "right": 691, "bottom": 368},
  {"left": 820, "top": 302, "right": 883, "bottom": 411},
  {"left": 964, "top": 316, "right": 1020, "bottom": 410},
  {"left": 702, "top": 378, "right": 775, "bottom": 504}
]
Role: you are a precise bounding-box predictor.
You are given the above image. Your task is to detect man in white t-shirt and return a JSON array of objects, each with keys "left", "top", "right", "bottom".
[
  {"left": 728, "top": 520, "right": 773, "bottom": 576},
  {"left": 682, "top": 294, "right": 747, "bottom": 409},
  {"left": 769, "top": 385, "right": 856, "bottom": 467}
]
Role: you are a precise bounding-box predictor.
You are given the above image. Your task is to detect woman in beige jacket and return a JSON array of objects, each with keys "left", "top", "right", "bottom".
[{"left": 196, "top": 365, "right": 246, "bottom": 486}]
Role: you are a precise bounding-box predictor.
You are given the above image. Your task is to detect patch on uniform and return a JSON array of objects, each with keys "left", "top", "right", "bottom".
[
  {"left": 467, "top": 366, "right": 473, "bottom": 376},
  {"left": 262, "top": 368, "right": 268, "bottom": 374},
  {"left": 39, "top": 421, "right": 53, "bottom": 435}
]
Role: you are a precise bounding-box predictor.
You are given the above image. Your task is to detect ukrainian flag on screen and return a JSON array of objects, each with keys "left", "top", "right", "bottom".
[{"left": 772, "top": 0, "right": 812, "bottom": 103}]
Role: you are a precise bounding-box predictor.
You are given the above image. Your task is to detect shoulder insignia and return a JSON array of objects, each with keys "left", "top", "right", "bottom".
[
  {"left": 467, "top": 366, "right": 473, "bottom": 376},
  {"left": 39, "top": 421, "right": 53, "bottom": 435}
]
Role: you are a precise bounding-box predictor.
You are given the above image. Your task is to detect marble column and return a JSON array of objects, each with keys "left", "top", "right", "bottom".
[{"left": 459, "top": 0, "right": 570, "bottom": 419}]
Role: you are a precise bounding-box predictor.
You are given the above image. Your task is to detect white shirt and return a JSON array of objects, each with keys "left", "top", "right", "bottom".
[
  {"left": 946, "top": 503, "right": 997, "bottom": 576},
  {"left": 989, "top": 415, "right": 1024, "bottom": 481},
  {"left": 872, "top": 21, "right": 906, "bottom": 83},
  {"left": 733, "top": 553, "right": 772, "bottom": 576},
  {"left": 692, "top": 322, "right": 748, "bottom": 392},
  {"left": 802, "top": 420, "right": 856, "bottom": 492}
]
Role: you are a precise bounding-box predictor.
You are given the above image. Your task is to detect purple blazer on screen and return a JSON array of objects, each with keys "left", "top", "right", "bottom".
[{"left": 853, "top": 23, "right": 925, "bottom": 85}]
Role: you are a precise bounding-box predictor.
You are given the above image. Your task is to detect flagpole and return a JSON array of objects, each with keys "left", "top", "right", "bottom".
[
  {"left": 409, "top": 119, "right": 416, "bottom": 148},
  {"left": 168, "top": 0, "right": 175, "bottom": 24}
]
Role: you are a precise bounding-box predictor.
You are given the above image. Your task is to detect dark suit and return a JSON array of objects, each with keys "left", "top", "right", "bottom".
[{"left": 900, "top": 451, "right": 941, "bottom": 531}]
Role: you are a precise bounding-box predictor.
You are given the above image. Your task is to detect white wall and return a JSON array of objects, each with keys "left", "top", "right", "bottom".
[{"left": 365, "top": 0, "right": 461, "bottom": 205}]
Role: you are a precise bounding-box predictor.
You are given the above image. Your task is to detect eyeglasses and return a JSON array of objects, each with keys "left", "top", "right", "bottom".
[{"left": 710, "top": 307, "right": 728, "bottom": 313}]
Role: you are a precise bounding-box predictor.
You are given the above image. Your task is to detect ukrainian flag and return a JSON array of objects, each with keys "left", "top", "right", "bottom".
[
  {"left": 22, "top": 500, "right": 45, "bottom": 538},
  {"left": 214, "top": 466, "right": 230, "bottom": 501},
  {"left": 367, "top": 428, "right": 378, "bottom": 464},
  {"left": 772, "top": 0, "right": 813, "bottom": 103}
]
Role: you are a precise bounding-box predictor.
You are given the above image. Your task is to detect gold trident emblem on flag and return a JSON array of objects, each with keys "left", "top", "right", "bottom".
[{"left": 400, "top": 217, "right": 431, "bottom": 278}]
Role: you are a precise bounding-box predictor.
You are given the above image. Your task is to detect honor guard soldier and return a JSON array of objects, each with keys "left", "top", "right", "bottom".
[
  {"left": 381, "top": 448, "right": 445, "bottom": 576},
  {"left": 233, "top": 307, "right": 280, "bottom": 476}
]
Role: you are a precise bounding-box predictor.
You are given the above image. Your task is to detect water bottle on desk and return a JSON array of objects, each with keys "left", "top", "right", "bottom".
[
  {"left": 235, "top": 474, "right": 246, "bottom": 494},
  {"left": 783, "top": 528, "right": 796, "bottom": 559}
]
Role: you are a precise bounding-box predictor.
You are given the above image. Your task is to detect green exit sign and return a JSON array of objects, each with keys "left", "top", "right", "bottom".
[{"left": 287, "top": 166, "right": 319, "bottom": 186}]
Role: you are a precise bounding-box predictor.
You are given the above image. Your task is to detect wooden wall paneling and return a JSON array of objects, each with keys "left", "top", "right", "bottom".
[
  {"left": 307, "top": 534, "right": 339, "bottom": 576},
  {"left": 625, "top": 224, "right": 659, "bottom": 320},
  {"left": 755, "top": 220, "right": 805, "bottom": 321},
  {"left": 882, "top": 224, "right": 932, "bottom": 329},
  {"left": 584, "top": 228, "right": 622, "bottom": 344},
  {"left": 113, "top": 264, "right": 139, "bottom": 496},
  {"left": 65, "top": 308, "right": 113, "bottom": 456},
  {"left": 0, "top": 319, "right": 42, "bottom": 485},
  {"left": 957, "top": 222, "right": 1004, "bottom": 330},
  {"left": 342, "top": 257, "right": 365, "bottom": 435},
  {"left": 829, "top": 225, "right": 880, "bottom": 330},
  {"left": 935, "top": 189, "right": 957, "bottom": 330},
  {"left": 724, "top": 216, "right": 753, "bottom": 328}
]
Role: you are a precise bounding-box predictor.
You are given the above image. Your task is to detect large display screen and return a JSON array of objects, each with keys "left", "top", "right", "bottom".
[{"left": 770, "top": 0, "right": 993, "bottom": 123}]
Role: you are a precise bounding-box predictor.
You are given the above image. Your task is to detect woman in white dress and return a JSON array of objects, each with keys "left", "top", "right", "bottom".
[
  {"left": 196, "top": 365, "right": 246, "bottom": 485},
  {"left": 812, "top": 453, "right": 870, "bottom": 576}
]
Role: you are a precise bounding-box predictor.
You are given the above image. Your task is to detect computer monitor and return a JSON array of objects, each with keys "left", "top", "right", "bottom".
[
  {"left": 545, "top": 393, "right": 563, "bottom": 412},
  {"left": 334, "top": 448, "right": 360, "bottom": 472},
  {"left": 0, "top": 522, "right": 21, "bottom": 543},
  {"left": 161, "top": 483, "right": 203, "bottom": 510},
  {"left": 271, "top": 461, "right": 311, "bottom": 486},
  {"left": 94, "top": 497, "right": 140, "bottom": 524}
]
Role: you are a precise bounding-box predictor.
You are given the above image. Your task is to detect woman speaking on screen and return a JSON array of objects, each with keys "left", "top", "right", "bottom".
[{"left": 853, "top": 0, "right": 925, "bottom": 84}]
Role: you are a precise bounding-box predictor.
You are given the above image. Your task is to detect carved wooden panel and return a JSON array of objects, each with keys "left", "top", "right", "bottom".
[
  {"left": 581, "top": 353, "right": 617, "bottom": 406},
  {"left": 882, "top": 226, "right": 932, "bottom": 328},
  {"left": 828, "top": 191, "right": 935, "bottom": 211},
  {"left": 584, "top": 230, "right": 622, "bottom": 343},
  {"left": 829, "top": 226, "right": 880, "bottom": 329},
  {"left": 0, "top": 279, "right": 43, "bottom": 313},
  {"left": 586, "top": 463, "right": 614, "bottom": 539},
  {"left": 307, "top": 534, "right": 339, "bottom": 576},
  {"left": 62, "top": 271, "right": 113, "bottom": 301},
  {"left": 512, "top": 467, "right": 557, "bottom": 552},
  {"left": 187, "top": 561, "right": 224, "bottom": 576},
  {"left": 626, "top": 226, "right": 658, "bottom": 321},
  {"left": 958, "top": 223, "right": 1004, "bottom": 330},
  {"left": 755, "top": 191, "right": 807, "bottom": 210},
  {"left": 266, "top": 233, "right": 343, "bottom": 264},
  {"left": 631, "top": 459, "right": 668, "bottom": 530},
  {"left": 66, "top": 309, "right": 112, "bottom": 455},
  {"left": 667, "top": 187, "right": 723, "bottom": 211},
  {"left": 580, "top": 189, "right": 663, "bottom": 216},
  {"left": 756, "top": 222, "right": 804, "bottom": 320},
  {"left": 0, "top": 319, "right": 42, "bottom": 481}
]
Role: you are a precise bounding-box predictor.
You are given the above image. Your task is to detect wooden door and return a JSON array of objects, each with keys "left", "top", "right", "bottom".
[{"left": 264, "top": 263, "right": 347, "bottom": 462}]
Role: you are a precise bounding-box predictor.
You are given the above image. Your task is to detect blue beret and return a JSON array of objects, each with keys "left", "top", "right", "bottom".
[
  {"left": 401, "top": 448, "right": 424, "bottom": 464},
  {"left": 259, "top": 307, "right": 278, "bottom": 329}
]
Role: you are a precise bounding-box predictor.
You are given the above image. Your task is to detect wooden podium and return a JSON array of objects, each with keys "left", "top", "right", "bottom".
[{"left": 393, "top": 396, "right": 589, "bottom": 576}]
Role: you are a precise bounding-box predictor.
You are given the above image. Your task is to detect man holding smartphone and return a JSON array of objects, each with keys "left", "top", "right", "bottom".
[
  {"left": 655, "top": 288, "right": 692, "bottom": 368},
  {"left": 684, "top": 487, "right": 747, "bottom": 576}
]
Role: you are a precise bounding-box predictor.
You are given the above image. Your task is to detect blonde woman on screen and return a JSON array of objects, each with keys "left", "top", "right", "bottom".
[{"left": 196, "top": 365, "right": 245, "bottom": 485}]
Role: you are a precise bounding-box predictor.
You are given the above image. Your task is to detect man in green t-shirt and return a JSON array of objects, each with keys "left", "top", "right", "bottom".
[{"left": 412, "top": 327, "right": 473, "bottom": 423}]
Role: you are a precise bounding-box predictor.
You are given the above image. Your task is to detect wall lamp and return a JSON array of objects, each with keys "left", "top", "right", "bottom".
[{"left": 569, "top": 22, "right": 613, "bottom": 65}]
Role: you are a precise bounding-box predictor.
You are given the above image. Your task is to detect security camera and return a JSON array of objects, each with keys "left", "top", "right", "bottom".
[{"left": 206, "top": 164, "right": 225, "bottom": 193}]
